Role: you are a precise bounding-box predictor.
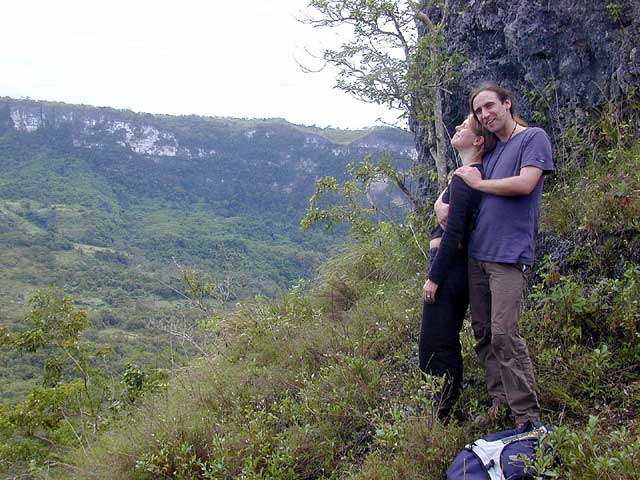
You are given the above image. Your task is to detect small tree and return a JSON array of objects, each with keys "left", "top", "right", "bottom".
[
  {"left": 0, "top": 288, "right": 165, "bottom": 474},
  {"left": 303, "top": 0, "right": 464, "bottom": 199},
  {"left": 0, "top": 288, "right": 100, "bottom": 469},
  {"left": 150, "top": 259, "right": 238, "bottom": 359},
  {"left": 412, "top": 6, "right": 465, "bottom": 194}
]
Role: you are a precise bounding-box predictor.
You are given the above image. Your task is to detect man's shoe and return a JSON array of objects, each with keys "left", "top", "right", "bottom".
[
  {"left": 472, "top": 402, "right": 505, "bottom": 426},
  {"left": 515, "top": 417, "right": 540, "bottom": 430}
]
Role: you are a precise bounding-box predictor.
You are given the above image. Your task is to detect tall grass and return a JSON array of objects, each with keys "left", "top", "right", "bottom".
[{"left": 57, "top": 103, "right": 640, "bottom": 479}]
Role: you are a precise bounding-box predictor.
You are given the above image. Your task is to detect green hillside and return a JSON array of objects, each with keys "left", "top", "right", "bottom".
[
  {"left": 0, "top": 99, "right": 413, "bottom": 406},
  {"left": 0, "top": 97, "right": 635, "bottom": 479},
  {"left": 0, "top": 99, "right": 413, "bottom": 306}
]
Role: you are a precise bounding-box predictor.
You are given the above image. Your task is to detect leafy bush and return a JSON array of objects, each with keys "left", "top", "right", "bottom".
[
  {"left": 0, "top": 289, "right": 167, "bottom": 476},
  {"left": 521, "top": 416, "right": 640, "bottom": 480}
]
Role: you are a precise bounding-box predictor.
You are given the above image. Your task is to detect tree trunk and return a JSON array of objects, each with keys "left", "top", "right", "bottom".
[
  {"left": 433, "top": 86, "right": 448, "bottom": 191},
  {"left": 416, "top": 10, "right": 449, "bottom": 192}
]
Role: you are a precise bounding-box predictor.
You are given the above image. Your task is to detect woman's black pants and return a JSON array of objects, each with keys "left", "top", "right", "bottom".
[{"left": 418, "top": 248, "right": 469, "bottom": 415}]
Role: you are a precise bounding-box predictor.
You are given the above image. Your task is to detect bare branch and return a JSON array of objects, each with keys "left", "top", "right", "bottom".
[
  {"left": 300, "top": 0, "right": 462, "bottom": 198},
  {"left": 296, "top": 47, "right": 329, "bottom": 74}
]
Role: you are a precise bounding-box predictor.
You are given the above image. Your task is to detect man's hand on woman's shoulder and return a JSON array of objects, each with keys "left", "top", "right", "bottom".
[{"left": 454, "top": 165, "right": 482, "bottom": 189}]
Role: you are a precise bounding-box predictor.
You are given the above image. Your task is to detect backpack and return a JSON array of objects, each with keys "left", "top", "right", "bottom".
[{"left": 446, "top": 420, "right": 553, "bottom": 480}]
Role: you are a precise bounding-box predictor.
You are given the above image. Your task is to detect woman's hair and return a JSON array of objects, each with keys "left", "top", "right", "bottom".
[
  {"left": 467, "top": 113, "right": 497, "bottom": 154},
  {"left": 469, "top": 82, "right": 528, "bottom": 127}
]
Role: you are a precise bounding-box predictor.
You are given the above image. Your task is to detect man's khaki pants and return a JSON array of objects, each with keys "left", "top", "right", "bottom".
[{"left": 468, "top": 258, "right": 540, "bottom": 424}]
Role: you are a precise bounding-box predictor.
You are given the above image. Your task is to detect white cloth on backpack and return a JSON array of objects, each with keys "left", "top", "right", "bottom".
[{"left": 467, "top": 426, "right": 550, "bottom": 480}]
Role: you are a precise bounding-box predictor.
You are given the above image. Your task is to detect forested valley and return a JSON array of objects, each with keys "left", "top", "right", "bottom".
[{"left": 0, "top": 98, "right": 413, "bottom": 413}]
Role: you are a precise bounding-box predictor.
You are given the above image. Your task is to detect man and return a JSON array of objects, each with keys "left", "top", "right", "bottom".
[{"left": 443, "top": 82, "right": 554, "bottom": 426}]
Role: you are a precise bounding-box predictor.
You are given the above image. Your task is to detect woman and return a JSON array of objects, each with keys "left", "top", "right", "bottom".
[{"left": 419, "top": 114, "right": 496, "bottom": 419}]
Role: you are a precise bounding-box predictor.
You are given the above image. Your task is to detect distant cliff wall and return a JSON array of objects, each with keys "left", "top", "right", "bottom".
[
  {"left": 419, "top": 0, "right": 640, "bottom": 130},
  {"left": 0, "top": 97, "right": 415, "bottom": 214},
  {"left": 0, "top": 98, "right": 415, "bottom": 165}
]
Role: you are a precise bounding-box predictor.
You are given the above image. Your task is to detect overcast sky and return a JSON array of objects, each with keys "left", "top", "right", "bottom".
[{"left": 0, "top": 0, "right": 403, "bottom": 129}]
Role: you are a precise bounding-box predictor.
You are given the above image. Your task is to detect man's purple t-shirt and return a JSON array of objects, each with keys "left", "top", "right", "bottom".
[{"left": 469, "top": 127, "right": 554, "bottom": 266}]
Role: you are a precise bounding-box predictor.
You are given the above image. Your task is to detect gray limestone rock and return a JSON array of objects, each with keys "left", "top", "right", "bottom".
[{"left": 418, "top": 0, "right": 639, "bottom": 133}]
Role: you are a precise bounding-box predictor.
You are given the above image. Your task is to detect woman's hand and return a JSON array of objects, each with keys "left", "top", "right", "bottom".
[
  {"left": 423, "top": 279, "right": 438, "bottom": 304},
  {"left": 434, "top": 191, "right": 449, "bottom": 228}
]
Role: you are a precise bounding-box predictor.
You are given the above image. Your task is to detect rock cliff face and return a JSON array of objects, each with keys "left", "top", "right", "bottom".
[
  {"left": 415, "top": 1, "right": 639, "bottom": 269},
  {"left": 0, "top": 98, "right": 415, "bottom": 212},
  {"left": 0, "top": 99, "right": 415, "bottom": 166},
  {"left": 420, "top": 0, "right": 640, "bottom": 130}
]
